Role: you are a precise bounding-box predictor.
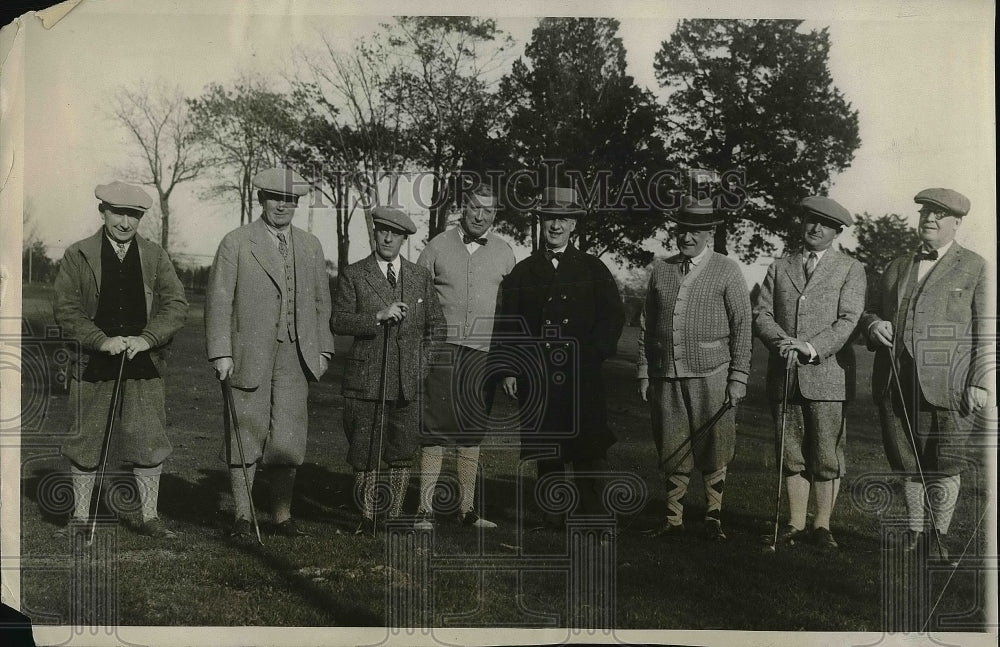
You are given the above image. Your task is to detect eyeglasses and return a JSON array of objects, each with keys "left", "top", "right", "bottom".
[{"left": 918, "top": 208, "right": 952, "bottom": 222}]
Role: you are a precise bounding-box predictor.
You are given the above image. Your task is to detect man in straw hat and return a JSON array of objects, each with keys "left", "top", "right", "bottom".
[
  {"left": 53, "top": 181, "right": 188, "bottom": 538},
  {"left": 861, "top": 188, "right": 991, "bottom": 562},
  {"left": 332, "top": 206, "right": 446, "bottom": 534},
  {"left": 637, "top": 196, "right": 752, "bottom": 542},
  {"left": 206, "top": 167, "right": 335, "bottom": 539},
  {"left": 499, "top": 186, "right": 625, "bottom": 529},
  {"left": 754, "top": 196, "right": 866, "bottom": 550}
]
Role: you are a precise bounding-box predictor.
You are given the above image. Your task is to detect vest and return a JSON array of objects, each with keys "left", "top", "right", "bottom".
[
  {"left": 896, "top": 258, "right": 926, "bottom": 358},
  {"left": 275, "top": 231, "right": 297, "bottom": 342},
  {"left": 83, "top": 236, "right": 158, "bottom": 381}
]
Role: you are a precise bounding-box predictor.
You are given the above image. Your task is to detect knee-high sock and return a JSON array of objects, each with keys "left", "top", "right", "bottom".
[
  {"left": 665, "top": 473, "right": 690, "bottom": 526},
  {"left": 133, "top": 464, "right": 164, "bottom": 522},
  {"left": 388, "top": 467, "right": 410, "bottom": 518},
  {"left": 70, "top": 465, "right": 96, "bottom": 521},
  {"left": 229, "top": 463, "right": 257, "bottom": 522},
  {"left": 813, "top": 477, "right": 840, "bottom": 530},
  {"left": 456, "top": 445, "right": 481, "bottom": 514},
  {"left": 928, "top": 475, "right": 960, "bottom": 534},
  {"left": 418, "top": 446, "right": 444, "bottom": 514},
  {"left": 786, "top": 473, "right": 810, "bottom": 531},
  {"left": 355, "top": 471, "right": 376, "bottom": 520},
  {"left": 270, "top": 467, "right": 297, "bottom": 524},
  {"left": 902, "top": 479, "right": 925, "bottom": 532},
  {"left": 703, "top": 467, "right": 727, "bottom": 521}
]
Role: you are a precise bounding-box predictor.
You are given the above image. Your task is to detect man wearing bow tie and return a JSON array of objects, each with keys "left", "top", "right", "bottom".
[
  {"left": 637, "top": 197, "right": 752, "bottom": 542},
  {"left": 861, "top": 188, "right": 991, "bottom": 562},
  {"left": 754, "top": 196, "right": 866, "bottom": 550},
  {"left": 413, "top": 184, "right": 515, "bottom": 530},
  {"left": 206, "top": 168, "right": 335, "bottom": 540},
  {"left": 500, "top": 186, "right": 625, "bottom": 529}
]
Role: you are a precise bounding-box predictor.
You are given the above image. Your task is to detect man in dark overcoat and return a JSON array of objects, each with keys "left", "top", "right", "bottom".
[{"left": 499, "top": 186, "right": 625, "bottom": 528}]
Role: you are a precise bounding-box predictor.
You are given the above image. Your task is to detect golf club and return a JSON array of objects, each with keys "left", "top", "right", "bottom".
[
  {"left": 767, "top": 351, "right": 796, "bottom": 553},
  {"left": 223, "top": 379, "right": 263, "bottom": 545},
  {"left": 360, "top": 319, "right": 393, "bottom": 537},
  {"left": 86, "top": 351, "right": 127, "bottom": 547}
]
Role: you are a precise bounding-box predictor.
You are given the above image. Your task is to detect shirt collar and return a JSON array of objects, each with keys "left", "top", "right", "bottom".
[
  {"left": 104, "top": 231, "right": 132, "bottom": 250},
  {"left": 805, "top": 248, "right": 829, "bottom": 262},
  {"left": 544, "top": 243, "right": 569, "bottom": 255},
  {"left": 689, "top": 245, "right": 711, "bottom": 266},
  {"left": 921, "top": 240, "right": 954, "bottom": 260},
  {"left": 263, "top": 220, "right": 291, "bottom": 241},
  {"left": 376, "top": 255, "right": 401, "bottom": 274}
]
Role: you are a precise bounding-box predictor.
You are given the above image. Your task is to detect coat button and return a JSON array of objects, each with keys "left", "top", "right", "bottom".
[
  {"left": 562, "top": 318, "right": 568, "bottom": 324},
  {"left": 545, "top": 319, "right": 551, "bottom": 324}
]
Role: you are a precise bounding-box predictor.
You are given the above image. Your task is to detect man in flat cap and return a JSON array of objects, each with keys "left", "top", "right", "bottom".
[
  {"left": 332, "top": 206, "right": 446, "bottom": 533},
  {"left": 206, "top": 168, "right": 335, "bottom": 539},
  {"left": 499, "top": 186, "right": 625, "bottom": 529},
  {"left": 637, "top": 196, "right": 752, "bottom": 542},
  {"left": 414, "top": 183, "right": 516, "bottom": 530},
  {"left": 53, "top": 181, "right": 188, "bottom": 538},
  {"left": 754, "top": 196, "right": 866, "bottom": 550},
  {"left": 861, "top": 188, "right": 990, "bottom": 561}
]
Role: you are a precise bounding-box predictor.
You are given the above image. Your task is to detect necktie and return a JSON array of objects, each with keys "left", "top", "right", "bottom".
[
  {"left": 916, "top": 249, "right": 938, "bottom": 262},
  {"left": 277, "top": 233, "right": 288, "bottom": 260},
  {"left": 463, "top": 234, "right": 488, "bottom": 246},
  {"left": 805, "top": 252, "right": 817, "bottom": 280},
  {"left": 114, "top": 242, "right": 127, "bottom": 262},
  {"left": 386, "top": 262, "right": 397, "bottom": 288},
  {"left": 680, "top": 258, "right": 691, "bottom": 276}
]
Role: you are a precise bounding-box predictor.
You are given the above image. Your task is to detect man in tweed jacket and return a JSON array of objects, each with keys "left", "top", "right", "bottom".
[
  {"left": 860, "top": 188, "right": 990, "bottom": 561},
  {"left": 754, "top": 196, "right": 866, "bottom": 550},
  {"left": 206, "top": 168, "right": 335, "bottom": 539},
  {"left": 638, "top": 197, "right": 752, "bottom": 542},
  {"left": 332, "top": 206, "right": 446, "bottom": 533}
]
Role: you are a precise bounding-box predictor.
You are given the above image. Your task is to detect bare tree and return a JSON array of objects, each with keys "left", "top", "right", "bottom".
[{"left": 111, "top": 82, "right": 206, "bottom": 252}]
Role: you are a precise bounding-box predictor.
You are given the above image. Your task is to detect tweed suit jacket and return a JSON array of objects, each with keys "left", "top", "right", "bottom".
[
  {"left": 754, "top": 248, "right": 866, "bottom": 402},
  {"left": 331, "top": 254, "right": 446, "bottom": 401},
  {"left": 637, "top": 252, "right": 752, "bottom": 383},
  {"left": 859, "top": 242, "right": 990, "bottom": 409},
  {"left": 205, "top": 218, "right": 335, "bottom": 389},
  {"left": 53, "top": 229, "right": 188, "bottom": 372}
]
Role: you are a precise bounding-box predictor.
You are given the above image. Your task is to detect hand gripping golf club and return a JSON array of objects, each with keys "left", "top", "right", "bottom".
[
  {"left": 223, "top": 379, "right": 263, "bottom": 545},
  {"left": 886, "top": 351, "right": 945, "bottom": 559},
  {"left": 86, "top": 352, "right": 128, "bottom": 547},
  {"left": 768, "top": 351, "right": 796, "bottom": 552}
]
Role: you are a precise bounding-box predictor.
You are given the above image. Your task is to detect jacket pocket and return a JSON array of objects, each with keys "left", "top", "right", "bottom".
[
  {"left": 342, "top": 356, "right": 366, "bottom": 391},
  {"left": 945, "top": 288, "right": 968, "bottom": 322}
]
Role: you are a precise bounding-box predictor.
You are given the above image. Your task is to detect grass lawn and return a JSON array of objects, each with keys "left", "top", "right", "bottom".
[{"left": 16, "top": 284, "right": 992, "bottom": 631}]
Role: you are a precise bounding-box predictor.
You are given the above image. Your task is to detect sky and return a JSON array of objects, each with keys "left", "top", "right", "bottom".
[{"left": 10, "top": 0, "right": 996, "bottom": 289}]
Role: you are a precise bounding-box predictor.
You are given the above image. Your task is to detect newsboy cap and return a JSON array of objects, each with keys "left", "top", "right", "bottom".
[
  {"left": 667, "top": 196, "right": 724, "bottom": 228},
  {"left": 914, "top": 188, "right": 970, "bottom": 217},
  {"left": 252, "top": 168, "right": 310, "bottom": 197},
  {"left": 535, "top": 186, "right": 587, "bottom": 218},
  {"left": 95, "top": 181, "right": 153, "bottom": 212},
  {"left": 799, "top": 196, "right": 853, "bottom": 228},
  {"left": 371, "top": 206, "right": 417, "bottom": 235}
]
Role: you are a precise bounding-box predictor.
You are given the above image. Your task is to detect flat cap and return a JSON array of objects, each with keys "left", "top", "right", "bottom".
[
  {"left": 800, "top": 196, "right": 853, "bottom": 227},
  {"left": 252, "top": 168, "right": 310, "bottom": 197},
  {"left": 914, "top": 188, "right": 970, "bottom": 217},
  {"left": 371, "top": 206, "right": 416, "bottom": 235},
  {"left": 95, "top": 181, "right": 153, "bottom": 212},
  {"left": 667, "top": 196, "right": 724, "bottom": 228},
  {"left": 535, "top": 186, "right": 586, "bottom": 217}
]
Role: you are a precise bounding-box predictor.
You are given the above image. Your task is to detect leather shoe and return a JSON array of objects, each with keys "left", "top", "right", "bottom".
[
  {"left": 138, "top": 518, "right": 178, "bottom": 539},
  {"left": 775, "top": 524, "right": 806, "bottom": 545},
  {"left": 927, "top": 530, "right": 954, "bottom": 565},
  {"left": 812, "top": 527, "right": 839, "bottom": 550},
  {"left": 646, "top": 522, "right": 686, "bottom": 539},
  {"left": 274, "top": 519, "right": 309, "bottom": 537},
  {"left": 413, "top": 509, "right": 434, "bottom": 532},
  {"left": 229, "top": 518, "right": 253, "bottom": 540},
  {"left": 702, "top": 518, "right": 727, "bottom": 542},
  {"left": 355, "top": 517, "right": 376, "bottom": 536},
  {"left": 459, "top": 509, "right": 497, "bottom": 529}
]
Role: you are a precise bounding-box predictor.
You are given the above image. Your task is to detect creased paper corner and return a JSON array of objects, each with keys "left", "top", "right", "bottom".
[{"left": 37, "top": 0, "right": 84, "bottom": 30}]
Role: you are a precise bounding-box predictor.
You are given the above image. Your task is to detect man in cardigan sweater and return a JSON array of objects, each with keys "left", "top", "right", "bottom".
[
  {"left": 53, "top": 181, "right": 188, "bottom": 539},
  {"left": 415, "top": 184, "right": 516, "bottom": 529},
  {"left": 860, "top": 188, "right": 990, "bottom": 561},
  {"left": 754, "top": 196, "right": 866, "bottom": 550},
  {"left": 637, "top": 197, "right": 752, "bottom": 542}
]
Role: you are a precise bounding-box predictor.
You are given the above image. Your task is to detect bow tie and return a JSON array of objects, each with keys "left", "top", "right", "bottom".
[
  {"left": 544, "top": 249, "right": 563, "bottom": 262},
  {"left": 916, "top": 249, "right": 939, "bottom": 262},
  {"left": 463, "top": 234, "right": 488, "bottom": 246}
]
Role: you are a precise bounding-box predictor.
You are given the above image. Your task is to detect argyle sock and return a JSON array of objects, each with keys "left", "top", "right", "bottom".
[
  {"left": 133, "top": 464, "right": 163, "bottom": 522},
  {"left": 270, "top": 467, "right": 297, "bottom": 524},
  {"left": 355, "top": 471, "right": 376, "bottom": 520},
  {"left": 388, "top": 467, "right": 410, "bottom": 518},
  {"left": 665, "top": 473, "right": 690, "bottom": 526},
  {"left": 70, "top": 465, "right": 97, "bottom": 521},
  {"left": 902, "top": 479, "right": 925, "bottom": 532},
  {"left": 927, "top": 475, "right": 961, "bottom": 534},
  {"left": 456, "top": 445, "right": 481, "bottom": 515},
  {"left": 786, "top": 473, "right": 810, "bottom": 531},
  {"left": 229, "top": 464, "right": 257, "bottom": 522},
  {"left": 418, "top": 446, "right": 444, "bottom": 514},
  {"left": 813, "top": 477, "right": 840, "bottom": 530},
  {"left": 703, "top": 467, "right": 726, "bottom": 521}
]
